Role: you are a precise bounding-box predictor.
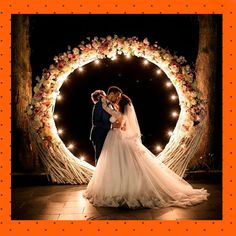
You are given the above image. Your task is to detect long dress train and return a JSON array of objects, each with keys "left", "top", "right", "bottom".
[{"left": 83, "top": 100, "right": 209, "bottom": 209}]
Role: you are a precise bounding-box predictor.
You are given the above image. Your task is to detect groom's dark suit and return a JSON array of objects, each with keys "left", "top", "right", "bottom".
[{"left": 90, "top": 98, "right": 112, "bottom": 165}]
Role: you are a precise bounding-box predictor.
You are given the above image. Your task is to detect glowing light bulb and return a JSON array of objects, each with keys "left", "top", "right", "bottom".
[
  {"left": 143, "top": 59, "right": 149, "bottom": 65},
  {"left": 172, "top": 111, "right": 179, "bottom": 117},
  {"left": 126, "top": 54, "right": 131, "bottom": 59},
  {"left": 57, "top": 94, "right": 62, "bottom": 100},
  {"left": 111, "top": 55, "right": 117, "bottom": 60},
  {"left": 58, "top": 129, "right": 63, "bottom": 134},
  {"left": 95, "top": 59, "right": 100, "bottom": 64},
  {"left": 156, "top": 69, "right": 162, "bottom": 74},
  {"left": 171, "top": 95, "right": 177, "bottom": 100},
  {"left": 156, "top": 145, "right": 162, "bottom": 151},
  {"left": 53, "top": 114, "right": 59, "bottom": 119},
  {"left": 78, "top": 67, "right": 83, "bottom": 72},
  {"left": 166, "top": 82, "right": 172, "bottom": 87},
  {"left": 68, "top": 144, "right": 74, "bottom": 149},
  {"left": 167, "top": 130, "right": 173, "bottom": 136}
]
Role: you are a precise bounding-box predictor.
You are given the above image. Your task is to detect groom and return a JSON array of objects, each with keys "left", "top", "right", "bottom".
[{"left": 90, "top": 86, "right": 123, "bottom": 166}]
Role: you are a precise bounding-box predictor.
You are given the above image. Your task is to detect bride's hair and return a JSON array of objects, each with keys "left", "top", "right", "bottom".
[{"left": 119, "top": 94, "right": 132, "bottom": 114}]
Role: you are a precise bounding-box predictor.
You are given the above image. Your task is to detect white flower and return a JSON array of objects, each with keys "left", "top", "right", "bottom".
[
  {"left": 72, "top": 48, "right": 79, "bottom": 55},
  {"left": 33, "top": 87, "right": 39, "bottom": 93}
]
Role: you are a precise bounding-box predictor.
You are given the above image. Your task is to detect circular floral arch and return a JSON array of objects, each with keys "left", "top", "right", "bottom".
[{"left": 26, "top": 36, "right": 207, "bottom": 184}]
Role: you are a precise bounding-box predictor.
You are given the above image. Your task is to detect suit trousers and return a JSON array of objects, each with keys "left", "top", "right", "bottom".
[{"left": 91, "top": 128, "right": 109, "bottom": 166}]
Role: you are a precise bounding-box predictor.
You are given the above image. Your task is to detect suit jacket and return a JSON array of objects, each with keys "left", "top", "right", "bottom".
[{"left": 90, "top": 98, "right": 111, "bottom": 141}]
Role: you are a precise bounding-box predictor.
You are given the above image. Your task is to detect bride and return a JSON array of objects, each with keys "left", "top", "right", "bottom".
[{"left": 82, "top": 93, "right": 209, "bottom": 209}]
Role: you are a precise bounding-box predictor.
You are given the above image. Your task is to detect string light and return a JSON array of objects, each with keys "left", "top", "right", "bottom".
[
  {"left": 55, "top": 58, "right": 181, "bottom": 159},
  {"left": 57, "top": 94, "right": 62, "bottom": 100},
  {"left": 111, "top": 55, "right": 117, "bottom": 60},
  {"left": 67, "top": 143, "right": 74, "bottom": 149},
  {"left": 171, "top": 95, "right": 177, "bottom": 100},
  {"left": 172, "top": 111, "right": 179, "bottom": 117},
  {"left": 58, "top": 129, "right": 63, "bottom": 134}
]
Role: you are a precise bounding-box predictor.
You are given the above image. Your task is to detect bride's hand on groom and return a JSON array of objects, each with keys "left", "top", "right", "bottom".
[{"left": 112, "top": 122, "right": 121, "bottom": 129}]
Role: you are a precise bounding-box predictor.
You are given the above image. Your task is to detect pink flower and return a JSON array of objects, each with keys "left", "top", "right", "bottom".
[
  {"left": 86, "top": 44, "right": 92, "bottom": 49},
  {"left": 58, "top": 61, "right": 65, "bottom": 69},
  {"left": 79, "top": 45, "right": 86, "bottom": 51},
  {"left": 143, "top": 38, "right": 150, "bottom": 45},
  {"left": 176, "top": 74, "right": 184, "bottom": 81},
  {"left": 42, "top": 100, "right": 51, "bottom": 107},
  {"left": 34, "top": 91, "right": 44, "bottom": 100},
  {"left": 34, "top": 108, "right": 42, "bottom": 115}
]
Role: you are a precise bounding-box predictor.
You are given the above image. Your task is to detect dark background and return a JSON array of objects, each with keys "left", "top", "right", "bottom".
[{"left": 28, "top": 14, "right": 222, "bottom": 166}]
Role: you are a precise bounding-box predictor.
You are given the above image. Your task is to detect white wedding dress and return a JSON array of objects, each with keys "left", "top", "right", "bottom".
[{"left": 83, "top": 100, "right": 209, "bottom": 209}]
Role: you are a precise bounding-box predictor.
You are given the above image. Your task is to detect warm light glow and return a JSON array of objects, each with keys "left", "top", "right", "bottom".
[
  {"left": 126, "top": 54, "right": 131, "bottom": 59},
  {"left": 156, "top": 145, "right": 162, "bottom": 151},
  {"left": 111, "top": 55, "right": 117, "bottom": 60},
  {"left": 57, "top": 94, "right": 62, "bottom": 100},
  {"left": 156, "top": 69, "right": 162, "bottom": 74},
  {"left": 166, "top": 82, "right": 172, "bottom": 87},
  {"left": 172, "top": 111, "right": 179, "bottom": 117},
  {"left": 53, "top": 114, "right": 59, "bottom": 119},
  {"left": 78, "top": 67, "right": 83, "bottom": 72},
  {"left": 143, "top": 59, "right": 149, "bottom": 65},
  {"left": 94, "top": 59, "right": 100, "bottom": 64},
  {"left": 167, "top": 130, "right": 173, "bottom": 136},
  {"left": 80, "top": 156, "right": 85, "bottom": 161},
  {"left": 171, "top": 95, "right": 177, "bottom": 100},
  {"left": 58, "top": 129, "right": 63, "bottom": 134},
  {"left": 68, "top": 144, "right": 74, "bottom": 149}
]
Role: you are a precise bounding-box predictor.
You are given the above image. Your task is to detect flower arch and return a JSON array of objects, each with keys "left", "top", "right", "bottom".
[{"left": 26, "top": 35, "right": 207, "bottom": 184}]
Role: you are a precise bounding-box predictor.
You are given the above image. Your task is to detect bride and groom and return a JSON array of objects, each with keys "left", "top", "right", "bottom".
[{"left": 83, "top": 86, "right": 209, "bottom": 209}]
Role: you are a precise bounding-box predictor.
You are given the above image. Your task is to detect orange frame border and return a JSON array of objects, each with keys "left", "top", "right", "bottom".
[{"left": 0, "top": 0, "right": 235, "bottom": 235}]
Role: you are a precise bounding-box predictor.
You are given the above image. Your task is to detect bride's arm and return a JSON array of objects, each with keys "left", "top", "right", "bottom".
[{"left": 101, "top": 97, "right": 121, "bottom": 119}]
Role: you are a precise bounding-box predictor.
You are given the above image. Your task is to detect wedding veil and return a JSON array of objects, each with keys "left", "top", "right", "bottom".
[{"left": 123, "top": 103, "right": 142, "bottom": 143}]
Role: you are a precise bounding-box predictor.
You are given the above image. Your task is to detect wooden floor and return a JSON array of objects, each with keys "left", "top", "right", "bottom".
[{"left": 11, "top": 180, "right": 222, "bottom": 220}]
